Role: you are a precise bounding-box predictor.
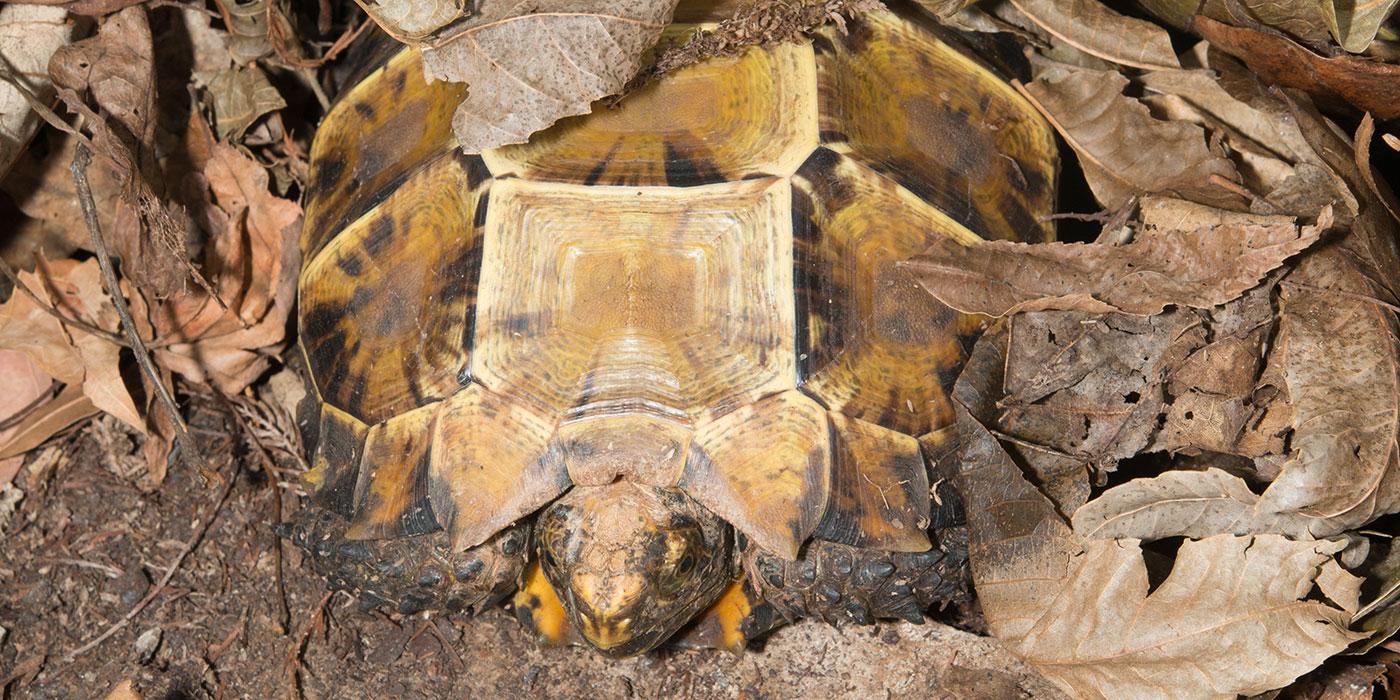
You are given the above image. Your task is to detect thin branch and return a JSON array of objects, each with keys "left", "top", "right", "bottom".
[
  {"left": 63, "top": 456, "right": 237, "bottom": 661},
  {"left": 70, "top": 143, "right": 204, "bottom": 472}
]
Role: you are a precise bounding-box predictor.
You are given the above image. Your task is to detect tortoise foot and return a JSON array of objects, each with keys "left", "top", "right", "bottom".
[
  {"left": 743, "top": 531, "right": 969, "bottom": 626},
  {"left": 279, "top": 507, "right": 530, "bottom": 616}
]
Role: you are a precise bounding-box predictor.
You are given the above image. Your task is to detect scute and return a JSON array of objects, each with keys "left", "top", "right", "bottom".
[
  {"left": 346, "top": 403, "right": 439, "bottom": 540},
  {"left": 482, "top": 36, "right": 817, "bottom": 187},
  {"left": 302, "top": 47, "right": 468, "bottom": 257},
  {"left": 813, "top": 11, "right": 1057, "bottom": 244},
  {"left": 793, "top": 148, "right": 978, "bottom": 437},
  {"left": 299, "top": 155, "right": 487, "bottom": 424},
  {"left": 470, "top": 177, "right": 796, "bottom": 418}
]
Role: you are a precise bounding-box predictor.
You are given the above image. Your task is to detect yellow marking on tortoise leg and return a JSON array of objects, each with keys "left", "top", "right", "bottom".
[
  {"left": 711, "top": 578, "right": 753, "bottom": 654},
  {"left": 513, "top": 562, "right": 575, "bottom": 647},
  {"left": 673, "top": 577, "right": 758, "bottom": 654}
]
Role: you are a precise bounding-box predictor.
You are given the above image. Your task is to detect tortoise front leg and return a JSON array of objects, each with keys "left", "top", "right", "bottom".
[{"left": 279, "top": 509, "right": 530, "bottom": 616}]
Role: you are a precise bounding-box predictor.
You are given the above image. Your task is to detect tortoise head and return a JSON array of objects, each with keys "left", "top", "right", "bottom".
[{"left": 536, "top": 481, "right": 735, "bottom": 656}]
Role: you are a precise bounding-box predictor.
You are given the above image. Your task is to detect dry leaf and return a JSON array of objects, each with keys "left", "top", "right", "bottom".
[
  {"left": 17, "top": 0, "right": 147, "bottom": 15},
  {"left": 903, "top": 212, "right": 1324, "bottom": 316},
  {"left": 1007, "top": 0, "right": 1179, "bottom": 70},
  {"left": 101, "top": 679, "right": 142, "bottom": 700},
  {"left": 910, "top": 0, "right": 978, "bottom": 19},
  {"left": 1354, "top": 539, "right": 1400, "bottom": 651},
  {"left": 1011, "top": 534, "right": 1362, "bottom": 698},
  {"left": 0, "top": 4, "right": 73, "bottom": 177},
  {"left": 151, "top": 143, "right": 301, "bottom": 394},
  {"left": 1318, "top": 0, "right": 1400, "bottom": 53},
  {"left": 1137, "top": 50, "right": 1317, "bottom": 196},
  {"left": 0, "top": 350, "right": 53, "bottom": 484},
  {"left": 0, "top": 384, "right": 96, "bottom": 461},
  {"left": 1070, "top": 467, "right": 1317, "bottom": 540},
  {"left": 41, "top": 260, "right": 145, "bottom": 432},
  {"left": 419, "top": 0, "right": 679, "bottom": 153},
  {"left": 1196, "top": 17, "right": 1400, "bottom": 120},
  {"left": 1024, "top": 68, "right": 1246, "bottom": 211},
  {"left": 49, "top": 5, "right": 192, "bottom": 299},
  {"left": 954, "top": 331, "right": 1364, "bottom": 698},
  {"left": 1254, "top": 247, "right": 1400, "bottom": 534},
  {"left": 195, "top": 65, "right": 286, "bottom": 140},
  {"left": 359, "top": 0, "right": 466, "bottom": 39}
]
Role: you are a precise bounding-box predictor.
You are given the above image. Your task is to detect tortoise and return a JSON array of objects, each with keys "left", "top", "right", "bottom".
[{"left": 284, "top": 1, "right": 1057, "bottom": 656}]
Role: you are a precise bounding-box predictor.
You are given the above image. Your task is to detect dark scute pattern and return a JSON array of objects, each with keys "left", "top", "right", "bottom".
[{"left": 312, "top": 408, "right": 366, "bottom": 518}]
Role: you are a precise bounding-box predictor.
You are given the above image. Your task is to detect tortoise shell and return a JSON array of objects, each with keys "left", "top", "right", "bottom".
[{"left": 298, "top": 6, "right": 1057, "bottom": 563}]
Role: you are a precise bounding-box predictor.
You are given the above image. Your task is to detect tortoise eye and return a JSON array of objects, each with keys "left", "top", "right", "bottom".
[{"left": 676, "top": 554, "right": 695, "bottom": 575}]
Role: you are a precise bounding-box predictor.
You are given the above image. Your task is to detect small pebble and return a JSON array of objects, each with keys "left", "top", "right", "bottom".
[{"left": 133, "top": 627, "right": 162, "bottom": 665}]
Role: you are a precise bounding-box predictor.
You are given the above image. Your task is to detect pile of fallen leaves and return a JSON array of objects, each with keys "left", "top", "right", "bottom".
[
  {"left": 900, "top": 1, "right": 1400, "bottom": 696},
  {"left": 1, "top": 0, "right": 1398, "bottom": 697}
]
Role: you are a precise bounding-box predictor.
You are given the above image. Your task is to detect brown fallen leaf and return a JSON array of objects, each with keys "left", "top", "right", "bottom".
[
  {"left": 1317, "top": 0, "right": 1400, "bottom": 53},
  {"left": 1254, "top": 246, "right": 1400, "bottom": 534},
  {"left": 1022, "top": 67, "right": 1247, "bottom": 211},
  {"left": 0, "top": 350, "right": 53, "bottom": 484},
  {"left": 0, "top": 4, "right": 73, "bottom": 178},
  {"left": 1137, "top": 50, "right": 1317, "bottom": 197},
  {"left": 1007, "top": 0, "right": 1179, "bottom": 70},
  {"left": 195, "top": 65, "right": 286, "bottom": 140},
  {"left": 954, "top": 328, "right": 1365, "bottom": 698},
  {"left": 0, "top": 384, "right": 95, "bottom": 462},
  {"left": 356, "top": 0, "right": 466, "bottom": 40},
  {"left": 418, "top": 0, "right": 679, "bottom": 153},
  {"left": 151, "top": 142, "right": 301, "bottom": 394},
  {"left": 49, "top": 5, "right": 192, "bottom": 299},
  {"left": 1070, "top": 467, "right": 1317, "bottom": 540},
  {"left": 17, "top": 0, "right": 147, "bottom": 16},
  {"left": 1196, "top": 17, "right": 1400, "bottom": 120},
  {"left": 902, "top": 209, "right": 1325, "bottom": 316},
  {"left": 101, "top": 679, "right": 142, "bottom": 700}
]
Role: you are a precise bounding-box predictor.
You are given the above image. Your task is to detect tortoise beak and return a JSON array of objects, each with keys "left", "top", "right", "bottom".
[{"left": 569, "top": 573, "right": 652, "bottom": 656}]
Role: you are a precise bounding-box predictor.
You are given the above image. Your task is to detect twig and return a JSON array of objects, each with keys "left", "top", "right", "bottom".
[
  {"left": 71, "top": 143, "right": 205, "bottom": 473},
  {"left": 221, "top": 394, "right": 292, "bottom": 632},
  {"left": 63, "top": 458, "right": 237, "bottom": 661},
  {"left": 283, "top": 591, "right": 333, "bottom": 700}
]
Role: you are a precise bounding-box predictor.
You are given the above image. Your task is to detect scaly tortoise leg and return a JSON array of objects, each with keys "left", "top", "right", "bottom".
[
  {"left": 279, "top": 509, "right": 530, "bottom": 616},
  {"left": 742, "top": 528, "right": 970, "bottom": 627}
]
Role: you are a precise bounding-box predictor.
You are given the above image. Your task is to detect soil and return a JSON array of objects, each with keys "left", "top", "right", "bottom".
[{"left": 0, "top": 414, "right": 1065, "bottom": 699}]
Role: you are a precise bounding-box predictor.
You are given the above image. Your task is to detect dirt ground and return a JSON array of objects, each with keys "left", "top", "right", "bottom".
[{"left": 0, "top": 414, "right": 1066, "bottom": 699}]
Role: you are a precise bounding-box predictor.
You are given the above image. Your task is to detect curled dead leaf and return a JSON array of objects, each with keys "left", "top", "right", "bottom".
[
  {"left": 902, "top": 209, "right": 1326, "bottom": 317},
  {"left": 1196, "top": 17, "right": 1400, "bottom": 120},
  {"left": 418, "top": 0, "right": 679, "bottom": 153},
  {"left": 151, "top": 143, "right": 300, "bottom": 395},
  {"left": 1007, "top": 0, "right": 1179, "bottom": 70},
  {"left": 1022, "top": 68, "right": 1246, "bottom": 211},
  {"left": 0, "top": 4, "right": 73, "bottom": 178}
]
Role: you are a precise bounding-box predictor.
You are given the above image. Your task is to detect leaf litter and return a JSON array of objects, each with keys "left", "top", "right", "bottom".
[{"left": 0, "top": 0, "right": 1398, "bottom": 697}]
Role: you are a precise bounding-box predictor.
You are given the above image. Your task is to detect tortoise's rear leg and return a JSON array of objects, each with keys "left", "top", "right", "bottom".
[
  {"left": 742, "top": 528, "right": 969, "bottom": 627},
  {"left": 278, "top": 509, "right": 529, "bottom": 616}
]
